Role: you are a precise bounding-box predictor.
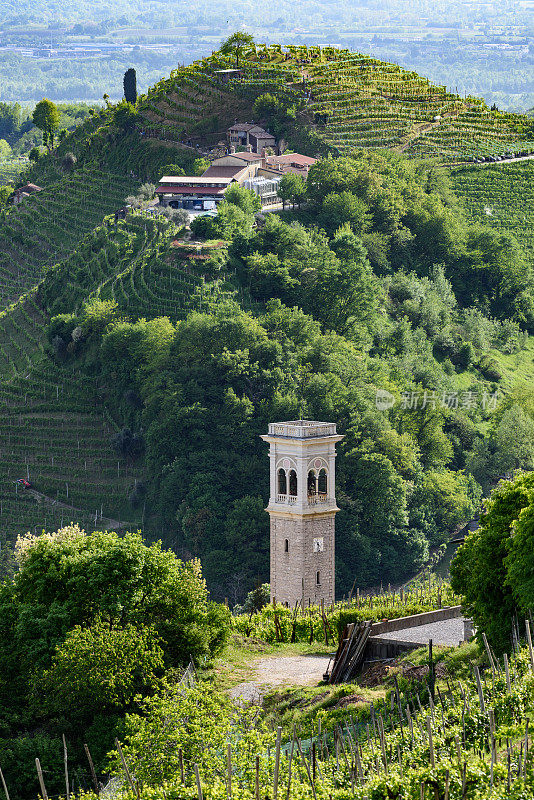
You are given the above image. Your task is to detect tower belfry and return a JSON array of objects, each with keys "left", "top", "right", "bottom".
[{"left": 261, "top": 420, "right": 343, "bottom": 607}]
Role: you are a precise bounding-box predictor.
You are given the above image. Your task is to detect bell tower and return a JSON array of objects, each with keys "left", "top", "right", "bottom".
[{"left": 261, "top": 420, "right": 343, "bottom": 608}]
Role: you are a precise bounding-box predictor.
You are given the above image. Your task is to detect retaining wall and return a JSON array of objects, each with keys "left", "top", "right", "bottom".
[{"left": 369, "top": 605, "right": 462, "bottom": 637}]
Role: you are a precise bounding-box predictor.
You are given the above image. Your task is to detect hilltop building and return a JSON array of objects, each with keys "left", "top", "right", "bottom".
[
  {"left": 227, "top": 123, "right": 276, "bottom": 154},
  {"left": 261, "top": 420, "right": 343, "bottom": 607},
  {"left": 12, "top": 183, "right": 42, "bottom": 205},
  {"left": 156, "top": 151, "right": 316, "bottom": 210},
  {"left": 264, "top": 152, "right": 317, "bottom": 178}
]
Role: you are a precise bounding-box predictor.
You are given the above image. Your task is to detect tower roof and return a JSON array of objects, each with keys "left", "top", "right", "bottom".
[{"left": 267, "top": 420, "right": 338, "bottom": 439}]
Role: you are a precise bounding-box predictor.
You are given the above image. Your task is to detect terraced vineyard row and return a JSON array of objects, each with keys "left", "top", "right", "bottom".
[
  {"left": 0, "top": 292, "right": 47, "bottom": 379},
  {"left": 0, "top": 168, "right": 136, "bottom": 311},
  {"left": 451, "top": 160, "right": 534, "bottom": 268},
  {"left": 139, "top": 66, "right": 253, "bottom": 143},
  {"left": 0, "top": 158, "right": 28, "bottom": 184},
  {"left": 0, "top": 358, "right": 143, "bottom": 550},
  {"left": 97, "top": 223, "right": 205, "bottom": 319},
  {"left": 40, "top": 212, "right": 226, "bottom": 322},
  {"left": 0, "top": 210, "right": 242, "bottom": 553},
  {"left": 138, "top": 43, "right": 533, "bottom": 160}
]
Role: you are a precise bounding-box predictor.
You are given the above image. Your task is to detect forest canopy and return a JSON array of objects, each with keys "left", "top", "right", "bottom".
[
  {"left": 40, "top": 149, "right": 534, "bottom": 600},
  {"left": 0, "top": 525, "right": 229, "bottom": 798}
]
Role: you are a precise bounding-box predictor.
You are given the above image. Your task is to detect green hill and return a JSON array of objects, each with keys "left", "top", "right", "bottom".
[
  {"left": 0, "top": 40, "right": 533, "bottom": 597},
  {"left": 138, "top": 43, "right": 534, "bottom": 160}
]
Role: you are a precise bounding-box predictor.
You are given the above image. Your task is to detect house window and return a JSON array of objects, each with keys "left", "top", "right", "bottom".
[
  {"left": 284, "top": 539, "right": 289, "bottom": 553},
  {"left": 289, "top": 469, "right": 297, "bottom": 496},
  {"left": 316, "top": 571, "right": 321, "bottom": 585}
]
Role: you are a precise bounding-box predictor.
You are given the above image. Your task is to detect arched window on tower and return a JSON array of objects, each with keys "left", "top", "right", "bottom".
[
  {"left": 289, "top": 469, "right": 297, "bottom": 496},
  {"left": 284, "top": 538, "right": 289, "bottom": 553},
  {"left": 278, "top": 468, "right": 287, "bottom": 495},
  {"left": 318, "top": 468, "right": 328, "bottom": 495},
  {"left": 316, "top": 571, "right": 321, "bottom": 585},
  {"left": 307, "top": 470, "right": 317, "bottom": 496}
]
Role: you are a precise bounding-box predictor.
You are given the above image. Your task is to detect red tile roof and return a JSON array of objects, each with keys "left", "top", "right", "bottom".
[
  {"left": 156, "top": 185, "right": 228, "bottom": 196},
  {"left": 18, "top": 183, "right": 42, "bottom": 192},
  {"left": 201, "top": 165, "right": 245, "bottom": 178},
  {"left": 223, "top": 152, "right": 264, "bottom": 163},
  {"left": 159, "top": 176, "right": 233, "bottom": 185},
  {"left": 266, "top": 153, "right": 317, "bottom": 168}
]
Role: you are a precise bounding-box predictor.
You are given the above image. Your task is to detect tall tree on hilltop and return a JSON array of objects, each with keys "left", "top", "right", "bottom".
[
  {"left": 124, "top": 68, "right": 137, "bottom": 104},
  {"left": 32, "top": 98, "right": 60, "bottom": 151},
  {"left": 220, "top": 31, "right": 255, "bottom": 67}
]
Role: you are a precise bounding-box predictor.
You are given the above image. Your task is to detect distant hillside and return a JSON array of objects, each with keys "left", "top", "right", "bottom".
[{"left": 137, "top": 43, "right": 534, "bottom": 160}]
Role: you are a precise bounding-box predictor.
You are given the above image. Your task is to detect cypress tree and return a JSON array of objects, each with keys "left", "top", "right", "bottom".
[{"left": 123, "top": 68, "right": 137, "bottom": 104}]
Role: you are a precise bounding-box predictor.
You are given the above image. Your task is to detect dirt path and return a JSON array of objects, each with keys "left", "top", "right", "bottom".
[{"left": 229, "top": 654, "right": 331, "bottom": 704}]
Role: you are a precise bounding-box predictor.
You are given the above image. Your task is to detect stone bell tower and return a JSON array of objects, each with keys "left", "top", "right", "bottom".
[{"left": 261, "top": 420, "right": 343, "bottom": 608}]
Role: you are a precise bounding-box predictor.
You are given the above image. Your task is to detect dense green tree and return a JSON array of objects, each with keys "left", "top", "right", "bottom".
[
  {"left": 419, "top": 470, "right": 480, "bottom": 543},
  {"left": 320, "top": 190, "right": 371, "bottom": 235},
  {"left": 253, "top": 93, "right": 280, "bottom": 121},
  {"left": 492, "top": 405, "right": 534, "bottom": 474},
  {"left": 191, "top": 201, "right": 254, "bottom": 240},
  {"left": 33, "top": 620, "right": 164, "bottom": 721},
  {"left": 337, "top": 450, "right": 428, "bottom": 585},
  {"left": 0, "top": 185, "right": 12, "bottom": 207},
  {"left": 60, "top": 151, "right": 77, "bottom": 172},
  {"left": 0, "top": 139, "right": 11, "bottom": 160},
  {"left": 505, "top": 502, "right": 534, "bottom": 614},
  {"left": 123, "top": 67, "right": 137, "bottom": 103},
  {"left": 450, "top": 471, "right": 534, "bottom": 652},
  {"left": 220, "top": 31, "right": 255, "bottom": 66},
  {"left": 277, "top": 173, "right": 306, "bottom": 209},
  {"left": 225, "top": 183, "right": 261, "bottom": 214},
  {"left": 0, "top": 525, "right": 229, "bottom": 798},
  {"left": 303, "top": 226, "right": 380, "bottom": 338},
  {"left": 0, "top": 102, "right": 21, "bottom": 139},
  {"left": 4, "top": 526, "right": 228, "bottom": 682},
  {"left": 114, "top": 101, "right": 139, "bottom": 131},
  {"left": 32, "top": 98, "right": 60, "bottom": 151}
]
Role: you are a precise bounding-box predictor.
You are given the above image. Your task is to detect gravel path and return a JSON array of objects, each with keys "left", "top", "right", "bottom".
[
  {"left": 379, "top": 617, "right": 465, "bottom": 647},
  {"left": 229, "top": 654, "right": 331, "bottom": 704}
]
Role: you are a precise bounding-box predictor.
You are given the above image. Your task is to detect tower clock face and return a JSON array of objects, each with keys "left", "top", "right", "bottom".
[{"left": 313, "top": 537, "right": 324, "bottom": 552}]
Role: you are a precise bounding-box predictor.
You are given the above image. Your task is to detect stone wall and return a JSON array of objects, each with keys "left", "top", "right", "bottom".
[{"left": 270, "top": 513, "right": 335, "bottom": 607}]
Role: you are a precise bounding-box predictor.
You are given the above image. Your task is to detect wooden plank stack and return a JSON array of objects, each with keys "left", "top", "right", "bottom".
[{"left": 328, "top": 621, "right": 372, "bottom": 683}]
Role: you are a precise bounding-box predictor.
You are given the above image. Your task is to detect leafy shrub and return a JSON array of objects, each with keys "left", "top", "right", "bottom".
[
  {"left": 111, "top": 427, "right": 145, "bottom": 458},
  {"left": 478, "top": 355, "right": 503, "bottom": 381}
]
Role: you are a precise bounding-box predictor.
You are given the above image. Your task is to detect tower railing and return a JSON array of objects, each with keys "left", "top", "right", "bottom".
[
  {"left": 268, "top": 421, "right": 337, "bottom": 438},
  {"left": 275, "top": 493, "right": 331, "bottom": 505},
  {"left": 276, "top": 493, "right": 298, "bottom": 504},
  {"left": 307, "top": 493, "right": 329, "bottom": 504}
]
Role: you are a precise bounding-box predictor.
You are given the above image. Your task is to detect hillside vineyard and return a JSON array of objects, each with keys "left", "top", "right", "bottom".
[{"left": 0, "top": 32, "right": 533, "bottom": 799}]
